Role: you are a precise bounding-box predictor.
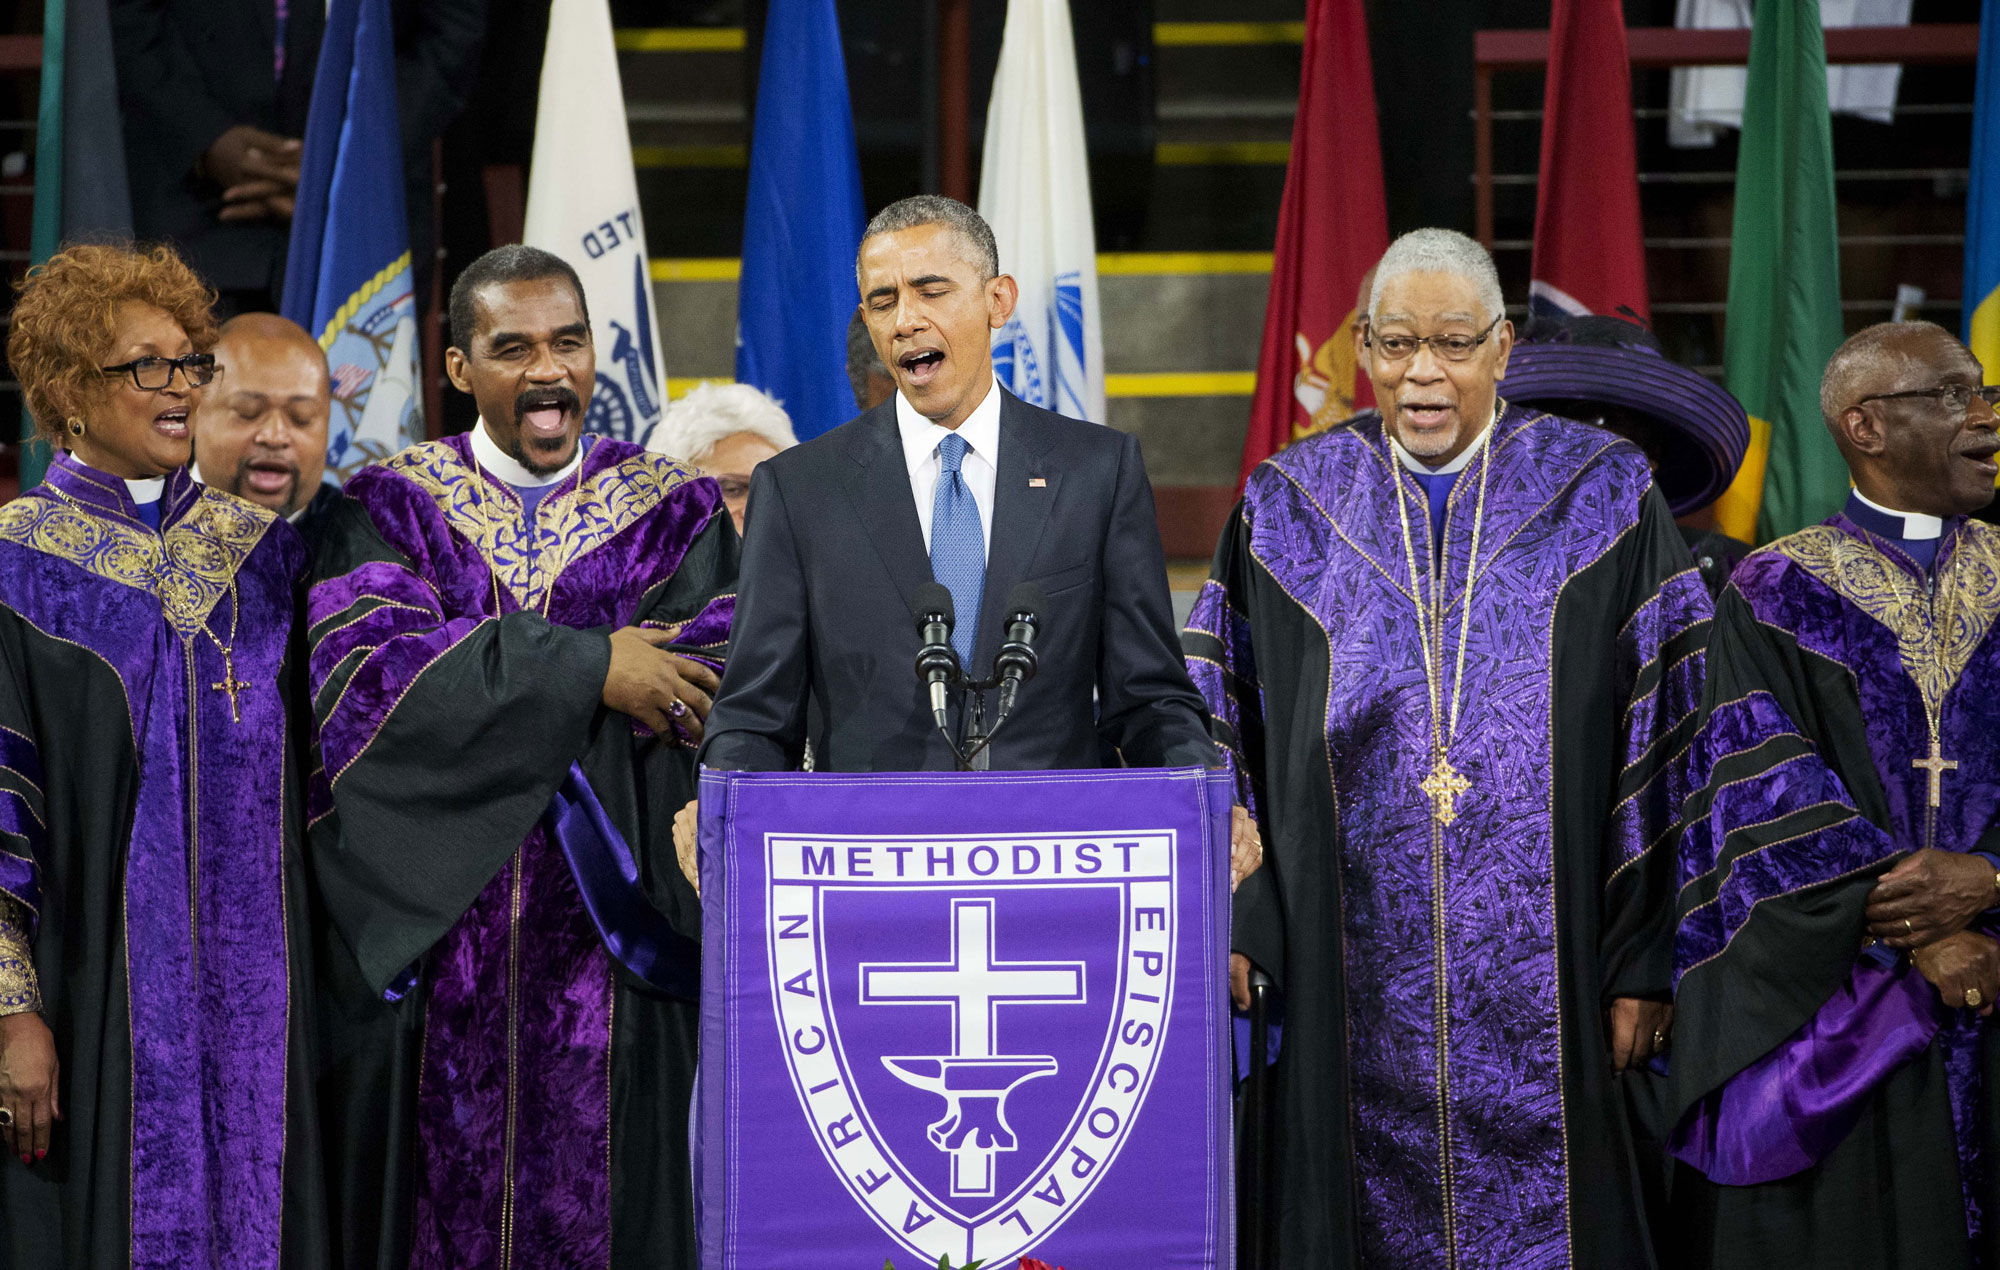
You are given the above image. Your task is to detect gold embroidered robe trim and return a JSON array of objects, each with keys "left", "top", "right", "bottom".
[
  {"left": 0, "top": 898, "right": 37, "bottom": 1016},
  {"left": 1773, "top": 521, "right": 2000, "bottom": 717},
  {"left": 0, "top": 489, "right": 277, "bottom": 638},
  {"left": 384, "top": 440, "right": 697, "bottom": 609}
]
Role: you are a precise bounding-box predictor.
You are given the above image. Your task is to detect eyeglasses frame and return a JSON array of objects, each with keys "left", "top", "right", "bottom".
[
  {"left": 98, "top": 353, "right": 219, "bottom": 392},
  {"left": 1361, "top": 314, "right": 1506, "bottom": 365}
]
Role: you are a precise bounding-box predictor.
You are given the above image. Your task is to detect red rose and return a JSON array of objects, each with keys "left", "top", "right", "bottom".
[{"left": 1019, "top": 1260, "right": 1065, "bottom": 1270}]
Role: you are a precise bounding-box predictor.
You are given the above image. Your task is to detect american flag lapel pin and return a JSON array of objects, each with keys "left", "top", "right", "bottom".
[{"left": 1029, "top": 476, "right": 1047, "bottom": 488}]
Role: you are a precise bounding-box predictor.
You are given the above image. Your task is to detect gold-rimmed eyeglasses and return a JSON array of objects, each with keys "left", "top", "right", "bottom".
[{"left": 1363, "top": 316, "right": 1503, "bottom": 364}]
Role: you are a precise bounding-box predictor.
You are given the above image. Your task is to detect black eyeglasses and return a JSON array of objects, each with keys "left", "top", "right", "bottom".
[
  {"left": 1852, "top": 383, "right": 2000, "bottom": 414},
  {"left": 99, "top": 353, "right": 218, "bottom": 391},
  {"left": 1364, "top": 316, "right": 1504, "bottom": 364}
]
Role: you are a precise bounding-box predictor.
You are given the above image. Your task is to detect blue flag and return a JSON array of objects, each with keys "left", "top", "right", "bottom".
[
  {"left": 282, "top": 0, "right": 422, "bottom": 479},
  {"left": 736, "top": 0, "right": 867, "bottom": 442},
  {"left": 1969, "top": 0, "right": 2000, "bottom": 388}
]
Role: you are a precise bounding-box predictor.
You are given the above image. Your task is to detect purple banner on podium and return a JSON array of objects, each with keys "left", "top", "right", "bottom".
[{"left": 697, "top": 767, "right": 1235, "bottom": 1268}]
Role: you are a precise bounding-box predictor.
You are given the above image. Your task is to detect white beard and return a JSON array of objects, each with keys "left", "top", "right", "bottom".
[{"left": 1392, "top": 413, "right": 1461, "bottom": 458}]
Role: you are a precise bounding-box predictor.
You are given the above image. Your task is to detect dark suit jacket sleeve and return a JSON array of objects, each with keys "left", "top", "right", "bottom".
[
  {"left": 696, "top": 462, "right": 811, "bottom": 773},
  {"left": 1094, "top": 431, "right": 1218, "bottom": 768},
  {"left": 396, "top": 0, "right": 489, "bottom": 153},
  {"left": 110, "top": 0, "right": 241, "bottom": 179}
]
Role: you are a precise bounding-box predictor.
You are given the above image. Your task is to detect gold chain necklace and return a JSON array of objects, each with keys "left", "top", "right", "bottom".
[
  {"left": 466, "top": 444, "right": 575, "bottom": 619},
  {"left": 1903, "top": 540, "right": 1965, "bottom": 832},
  {"left": 203, "top": 580, "right": 250, "bottom": 723},
  {"left": 1389, "top": 424, "right": 1495, "bottom": 826}
]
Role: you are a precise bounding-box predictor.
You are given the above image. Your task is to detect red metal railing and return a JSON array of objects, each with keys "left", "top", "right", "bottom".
[{"left": 1473, "top": 23, "right": 1982, "bottom": 247}]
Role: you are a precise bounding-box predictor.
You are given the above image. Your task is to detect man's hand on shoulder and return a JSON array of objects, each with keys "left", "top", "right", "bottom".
[
  {"left": 603, "top": 627, "right": 720, "bottom": 740},
  {"left": 1867, "top": 848, "right": 1997, "bottom": 949},
  {"left": 1912, "top": 930, "right": 2000, "bottom": 1016}
]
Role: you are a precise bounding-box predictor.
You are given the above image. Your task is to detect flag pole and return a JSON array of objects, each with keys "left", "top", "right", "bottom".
[{"left": 938, "top": 0, "right": 973, "bottom": 202}]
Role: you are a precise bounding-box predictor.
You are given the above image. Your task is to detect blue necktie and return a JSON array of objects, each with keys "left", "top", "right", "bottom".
[{"left": 930, "top": 432, "right": 986, "bottom": 666}]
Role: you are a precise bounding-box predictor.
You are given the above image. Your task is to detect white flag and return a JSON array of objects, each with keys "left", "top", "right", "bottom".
[
  {"left": 977, "top": 0, "right": 1105, "bottom": 425},
  {"left": 1668, "top": 0, "right": 1912, "bottom": 148},
  {"left": 523, "top": 0, "right": 667, "bottom": 443}
]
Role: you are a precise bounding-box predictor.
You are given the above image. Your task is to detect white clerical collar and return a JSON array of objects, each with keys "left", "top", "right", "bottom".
[
  {"left": 125, "top": 476, "right": 165, "bottom": 505},
  {"left": 895, "top": 373, "right": 1002, "bottom": 468},
  {"left": 1851, "top": 487, "right": 1944, "bottom": 540},
  {"left": 1389, "top": 406, "right": 1499, "bottom": 476},
  {"left": 472, "top": 418, "right": 583, "bottom": 488}
]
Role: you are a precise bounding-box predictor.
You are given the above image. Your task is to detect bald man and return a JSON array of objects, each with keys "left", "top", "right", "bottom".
[
  {"left": 1662, "top": 321, "right": 2000, "bottom": 1269},
  {"left": 193, "top": 312, "right": 338, "bottom": 536}
]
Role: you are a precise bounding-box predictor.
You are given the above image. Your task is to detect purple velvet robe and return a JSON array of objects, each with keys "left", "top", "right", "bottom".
[
  {"left": 1183, "top": 405, "right": 1709, "bottom": 1269},
  {"left": 303, "top": 433, "right": 735, "bottom": 1270},
  {"left": 1666, "top": 515, "right": 2000, "bottom": 1269},
  {"left": 0, "top": 454, "right": 324, "bottom": 1270}
]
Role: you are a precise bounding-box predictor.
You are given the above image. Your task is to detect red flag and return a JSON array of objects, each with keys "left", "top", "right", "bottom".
[
  {"left": 1529, "top": 0, "right": 1649, "bottom": 321},
  {"left": 1238, "top": 0, "right": 1389, "bottom": 484}
]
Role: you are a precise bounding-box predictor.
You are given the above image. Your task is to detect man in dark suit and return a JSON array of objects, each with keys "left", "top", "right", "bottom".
[
  {"left": 110, "top": 0, "right": 486, "bottom": 314},
  {"left": 689, "top": 195, "right": 1262, "bottom": 1002},
  {"left": 698, "top": 195, "right": 1219, "bottom": 777}
]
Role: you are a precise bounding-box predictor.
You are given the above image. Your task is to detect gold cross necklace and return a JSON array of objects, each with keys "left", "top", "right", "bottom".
[
  {"left": 1389, "top": 420, "right": 1495, "bottom": 827},
  {"left": 1904, "top": 545, "right": 1966, "bottom": 837},
  {"left": 205, "top": 580, "right": 252, "bottom": 724}
]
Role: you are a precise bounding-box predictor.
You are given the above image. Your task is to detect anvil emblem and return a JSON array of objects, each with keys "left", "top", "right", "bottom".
[{"left": 861, "top": 898, "right": 1086, "bottom": 1196}]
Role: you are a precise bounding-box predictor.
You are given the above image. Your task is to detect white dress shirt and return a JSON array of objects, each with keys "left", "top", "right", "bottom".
[
  {"left": 471, "top": 417, "right": 583, "bottom": 488},
  {"left": 1851, "top": 486, "right": 1944, "bottom": 539},
  {"left": 1386, "top": 407, "right": 1499, "bottom": 475},
  {"left": 896, "top": 374, "right": 1000, "bottom": 555}
]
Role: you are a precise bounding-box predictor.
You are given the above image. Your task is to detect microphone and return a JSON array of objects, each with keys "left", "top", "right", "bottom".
[
  {"left": 993, "top": 582, "right": 1047, "bottom": 721},
  {"left": 912, "top": 582, "right": 960, "bottom": 732}
]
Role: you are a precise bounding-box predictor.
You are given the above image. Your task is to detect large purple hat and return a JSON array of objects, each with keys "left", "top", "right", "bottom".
[{"left": 1502, "top": 313, "right": 1749, "bottom": 516}]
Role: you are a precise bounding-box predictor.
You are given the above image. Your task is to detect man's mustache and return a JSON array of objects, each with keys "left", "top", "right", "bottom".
[{"left": 514, "top": 386, "right": 583, "bottom": 421}]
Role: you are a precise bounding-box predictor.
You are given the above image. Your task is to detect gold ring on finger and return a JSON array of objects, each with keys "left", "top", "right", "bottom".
[
  {"left": 1905, "top": 918, "right": 1914, "bottom": 935},
  {"left": 1968, "top": 988, "right": 1985, "bottom": 1009},
  {"left": 0, "top": 1106, "right": 12, "bottom": 1129},
  {"left": 1653, "top": 1029, "right": 1667, "bottom": 1050}
]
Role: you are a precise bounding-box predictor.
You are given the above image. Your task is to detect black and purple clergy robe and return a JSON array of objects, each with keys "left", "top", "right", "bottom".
[
  {"left": 0, "top": 454, "right": 326, "bottom": 1270},
  {"left": 303, "top": 432, "right": 735, "bottom": 1270},
  {"left": 1183, "top": 404, "right": 1710, "bottom": 1269},
  {"left": 1663, "top": 514, "right": 2000, "bottom": 1270}
]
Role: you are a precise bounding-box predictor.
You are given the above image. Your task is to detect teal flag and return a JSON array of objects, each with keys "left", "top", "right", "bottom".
[{"left": 24, "top": 0, "right": 132, "bottom": 491}]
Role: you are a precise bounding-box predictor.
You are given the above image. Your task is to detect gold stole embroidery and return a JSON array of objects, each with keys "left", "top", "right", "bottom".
[
  {"left": 383, "top": 441, "right": 696, "bottom": 609},
  {"left": 1773, "top": 522, "right": 2000, "bottom": 719},
  {"left": 0, "top": 489, "right": 275, "bottom": 637}
]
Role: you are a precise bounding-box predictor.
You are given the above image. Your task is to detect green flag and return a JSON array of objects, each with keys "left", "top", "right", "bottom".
[{"left": 1710, "top": 0, "right": 1848, "bottom": 545}]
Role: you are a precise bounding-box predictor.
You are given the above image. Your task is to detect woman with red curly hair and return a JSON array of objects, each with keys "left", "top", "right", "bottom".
[{"left": 0, "top": 243, "right": 327, "bottom": 1268}]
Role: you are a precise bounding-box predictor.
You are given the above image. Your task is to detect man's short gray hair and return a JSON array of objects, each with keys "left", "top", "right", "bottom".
[
  {"left": 847, "top": 306, "right": 887, "bottom": 401},
  {"left": 857, "top": 195, "right": 1000, "bottom": 285},
  {"left": 1368, "top": 228, "right": 1505, "bottom": 326},
  {"left": 1818, "top": 320, "right": 1951, "bottom": 427},
  {"left": 643, "top": 382, "right": 798, "bottom": 465}
]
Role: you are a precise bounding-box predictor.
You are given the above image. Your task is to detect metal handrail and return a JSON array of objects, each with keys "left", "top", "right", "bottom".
[{"left": 1472, "top": 23, "right": 1981, "bottom": 245}]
